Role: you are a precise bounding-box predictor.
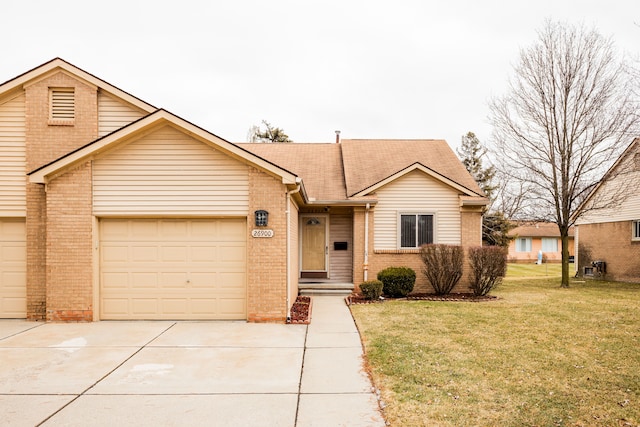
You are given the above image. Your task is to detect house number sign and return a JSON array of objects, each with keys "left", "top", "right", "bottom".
[{"left": 252, "top": 229, "right": 274, "bottom": 238}]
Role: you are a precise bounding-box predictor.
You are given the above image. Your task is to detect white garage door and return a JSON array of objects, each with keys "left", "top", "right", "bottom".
[
  {"left": 100, "top": 219, "right": 246, "bottom": 320},
  {"left": 0, "top": 219, "right": 26, "bottom": 318}
]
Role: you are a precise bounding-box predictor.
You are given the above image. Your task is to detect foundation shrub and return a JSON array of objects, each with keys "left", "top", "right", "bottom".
[
  {"left": 359, "top": 280, "right": 384, "bottom": 300},
  {"left": 377, "top": 267, "right": 416, "bottom": 297},
  {"left": 420, "top": 244, "right": 464, "bottom": 295},
  {"left": 468, "top": 246, "right": 508, "bottom": 296}
]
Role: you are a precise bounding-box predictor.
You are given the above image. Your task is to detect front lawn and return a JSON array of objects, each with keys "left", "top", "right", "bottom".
[{"left": 350, "top": 269, "right": 640, "bottom": 426}]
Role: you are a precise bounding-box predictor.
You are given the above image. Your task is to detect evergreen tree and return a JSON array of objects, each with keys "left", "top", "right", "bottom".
[
  {"left": 457, "top": 132, "right": 495, "bottom": 199},
  {"left": 457, "top": 132, "right": 513, "bottom": 246}
]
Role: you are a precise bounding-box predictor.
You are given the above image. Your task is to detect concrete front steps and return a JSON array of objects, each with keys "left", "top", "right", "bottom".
[{"left": 298, "top": 281, "right": 354, "bottom": 296}]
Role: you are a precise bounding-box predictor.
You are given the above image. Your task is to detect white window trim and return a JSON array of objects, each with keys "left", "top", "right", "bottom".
[
  {"left": 397, "top": 212, "right": 436, "bottom": 249},
  {"left": 633, "top": 220, "right": 640, "bottom": 241},
  {"left": 541, "top": 237, "right": 558, "bottom": 252},
  {"left": 515, "top": 237, "right": 532, "bottom": 253}
]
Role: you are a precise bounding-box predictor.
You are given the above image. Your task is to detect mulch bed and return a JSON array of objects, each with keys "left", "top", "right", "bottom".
[
  {"left": 287, "top": 295, "right": 312, "bottom": 324},
  {"left": 346, "top": 293, "right": 498, "bottom": 305}
]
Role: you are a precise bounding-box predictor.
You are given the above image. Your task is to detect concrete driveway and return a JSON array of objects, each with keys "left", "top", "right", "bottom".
[{"left": 0, "top": 296, "right": 385, "bottom": 427}]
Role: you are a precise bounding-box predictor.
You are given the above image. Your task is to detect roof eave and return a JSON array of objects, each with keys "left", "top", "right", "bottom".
[
  {"left": 0, "top": 58, "right": 156, "bottom": 113},
  {"left": 29, "top": 109, "right": 300, "bottom": 185},
  {"left": 352, "top": 163, "right": 484, "bottom": 198}
]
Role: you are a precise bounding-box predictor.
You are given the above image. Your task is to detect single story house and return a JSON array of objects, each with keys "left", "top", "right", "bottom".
[
  {"left": 507, "top": 222, "right": 574, "bottom": 263},
  {"left": 0, "top": 58, "right": 487, "bottom": 322},
  {"left": 572, "top": 138, "right": 640, "bottom": 282}
]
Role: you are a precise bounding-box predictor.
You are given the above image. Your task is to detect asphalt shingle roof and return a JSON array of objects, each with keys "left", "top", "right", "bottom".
[{"left": 238, "top": 139, "right": 484, "bottom": 202}]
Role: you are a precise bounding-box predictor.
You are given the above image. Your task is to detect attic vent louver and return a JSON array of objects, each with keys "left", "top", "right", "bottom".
[{"left": 50, "top": 88, "right": 75, "bottom": 120}]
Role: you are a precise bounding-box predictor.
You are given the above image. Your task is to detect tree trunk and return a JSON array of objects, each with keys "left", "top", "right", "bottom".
[{"left": 561, "top": 231, "right": 570, "bottom": 288}]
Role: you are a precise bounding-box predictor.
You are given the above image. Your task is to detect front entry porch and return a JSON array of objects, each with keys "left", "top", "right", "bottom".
[{"left": 298, "top": 279, "right": 354, "bottom": 296}]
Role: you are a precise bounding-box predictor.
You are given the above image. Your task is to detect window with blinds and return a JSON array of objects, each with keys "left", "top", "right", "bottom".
[
  {"left": 49, "top": 88, "right": 75, "bottom": 121},
  {"left": 400, "top": 214, "right": 434, "bottom": 248}
]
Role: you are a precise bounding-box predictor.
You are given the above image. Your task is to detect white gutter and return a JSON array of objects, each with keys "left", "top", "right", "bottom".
[
  {"left": 364, "top": 203, "right": 370, "bottom": 281},
  {"left": 286, "top": 179, "right": 302, "bottom": 321}
]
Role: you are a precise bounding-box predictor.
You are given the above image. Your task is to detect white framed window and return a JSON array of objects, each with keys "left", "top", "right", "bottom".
[
  {"left": 633, "top": 220, "right": 640, "bottom": 241},
  {"left": 541, "top": 237, "right": 558, "bottom": 252},
  {"left": 400, "top": 214, "right": 433, "bottom": 248},
  {"left": 49, "top": 87, "right": 75, "bottom": 121},
  {"left": 515, "top": 237, "right": 532, "bottom": 252}
]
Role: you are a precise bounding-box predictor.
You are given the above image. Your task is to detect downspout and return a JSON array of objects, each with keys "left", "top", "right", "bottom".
[
  {"left": 364, "top": 203, "right": 370, "bottom": 281},
  {"left": 286, "top": 179, "right": 302, "bottom": 321}
]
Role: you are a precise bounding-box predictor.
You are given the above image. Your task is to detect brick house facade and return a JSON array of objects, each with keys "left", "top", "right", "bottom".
[
  {"left": 0, "top": 58, "right": 487, "bottom": 322},
  {"left": 573, "top": 138, "right": 640, "bottom": 283}
]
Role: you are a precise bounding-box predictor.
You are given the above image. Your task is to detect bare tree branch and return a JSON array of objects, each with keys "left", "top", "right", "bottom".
[{"left": 488, "top": 19, "right": 640, "bottom": 287}]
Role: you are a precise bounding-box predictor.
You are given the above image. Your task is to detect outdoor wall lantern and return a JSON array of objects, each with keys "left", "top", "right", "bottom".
[{"left": 255, "top": 210, "right": 269, "bottom": 227}]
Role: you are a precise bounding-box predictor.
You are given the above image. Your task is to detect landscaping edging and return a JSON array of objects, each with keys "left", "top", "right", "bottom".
[
  {"left": 346, "top": 293, "right": 498, "bottom": 305},
  {"left": 287, "top": 295, "right": 313, "bottom": 324}
]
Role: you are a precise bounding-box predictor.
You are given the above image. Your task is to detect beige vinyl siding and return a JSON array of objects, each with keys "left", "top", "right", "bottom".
[
  {"left": 576, "top": 172, "right": 640, "bottom": 225},
  {"left": 0, "top": 219, "right": 26, "bottom": 318},
  {"left": 93, "top": 125, "right": 249, "bottom": 216},
  {"left": 329, "top": 212, "right": 353, "bottom": 281},
  {"left": 374, "top": 170, "right": 461, "bottom": 249},
  {"left": 98, "top": 92, "right": 146, "bottom": 137},
  {"left": 0, "top": 93, "right": 26, "bottom": 217}
]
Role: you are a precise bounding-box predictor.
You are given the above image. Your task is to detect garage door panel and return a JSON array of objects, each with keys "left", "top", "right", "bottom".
[
  {"left": 101, "top": 298, "right": 129, "bottom": 315},
  {"left": 162, "top": 246, "right": 188, "bottom": 262},
  {"left": 132, "top": 298, "right": 158, "bottom": 314},
  {"left": 221, "top": 245, "right": 246, "bottom": 262},
  {"left": 103, "top": 246, "right": 128, "bottom": 262},
  {"left": 219, "top": 221, "right": 245, "bottom": 239},
  {"left": 190, "top": 272, "right": 217, "bottom": 287},
  {"left": 101, "top": 219, "right": 246, "bottom": 320},
  {"left": 191, "top": 221, "right": 217, "bottom": 238},
  {"left": 0, "top": 219, "right": 26, "bottom": 318},
  {"left": 218, "top": 272, "right": 246, "bottom": 288},
  {"left": 218, "top": 299, "right": 245, "bottom": 316},
  {"left": 191, "top": 246, "right": 217, "bottom": 262},
  {"left": 161, "top": 299, "right": 188, "bottom": 314},
  {"left": 132, "top": 246, "right": 158, "bottom": 261},
  {"left": 132, "top": 272, "right": 160, "bottom": 288},
  {"left": 131, "top": 221, "right": 159, "bottom": 239},
  {"left": 192, "top": 299, "right": 218, "bottom": 315}
]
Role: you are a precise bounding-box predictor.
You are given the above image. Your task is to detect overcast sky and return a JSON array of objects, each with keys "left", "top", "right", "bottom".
[{"left": 2, "top": 0, "right": 638, "bottom": 150}]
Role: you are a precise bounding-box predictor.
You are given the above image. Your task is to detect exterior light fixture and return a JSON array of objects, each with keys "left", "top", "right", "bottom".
[{"left": 255, "top": 210, "right": 269, "bottom": 227}]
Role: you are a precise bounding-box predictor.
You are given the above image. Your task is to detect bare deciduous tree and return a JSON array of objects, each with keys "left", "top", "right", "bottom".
[{"left": 489, "top": 20, "right": 639, "bottom": 287}]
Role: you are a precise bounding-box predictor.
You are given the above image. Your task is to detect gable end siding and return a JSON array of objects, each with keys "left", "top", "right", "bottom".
[
  {"left": 576, "top": 147, "right": 640, "bottom": 225},
  {"left": 374, "top": 170, "right": 461, "bottom": 249},
  {"left": 0, "top": 93, "right": 26, "bottom": 216},
  {"left": 93, "top": 126, "right": 249, "bottom": 215},
  {"left": 98, "top": 92, "right": 146, "bottom": 137}
]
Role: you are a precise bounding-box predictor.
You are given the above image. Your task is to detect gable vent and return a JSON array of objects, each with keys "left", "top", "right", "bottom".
[{"left": 50, "top": 88, "right": 75, "bottom": 120}]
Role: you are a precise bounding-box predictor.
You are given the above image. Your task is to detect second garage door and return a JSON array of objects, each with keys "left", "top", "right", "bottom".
[
  {"left": 0, "top": 219, "right": 26, "bottom": 318},
  {"left": 100, "top": 218, "right": 246, "bottom": 320}
]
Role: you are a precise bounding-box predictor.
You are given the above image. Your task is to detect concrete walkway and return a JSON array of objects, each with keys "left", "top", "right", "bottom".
[{"left": 0, "top": 296, "right": 385, "bottom": 426}]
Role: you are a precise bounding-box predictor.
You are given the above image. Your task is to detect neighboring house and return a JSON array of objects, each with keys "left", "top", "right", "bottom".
[
  {"left": 0, "top": 58, "right": 487, "bottom": 322},
  {"left": 572, "top": 138, "right": 640, "bottom": 282},
  {"left": 507, "top": 222, "right": 574, "bottom": 263}
]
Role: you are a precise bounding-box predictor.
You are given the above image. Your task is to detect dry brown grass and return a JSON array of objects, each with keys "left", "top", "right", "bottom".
[{"left": 351, "top": 272, "right": 640, "bottom": 426}]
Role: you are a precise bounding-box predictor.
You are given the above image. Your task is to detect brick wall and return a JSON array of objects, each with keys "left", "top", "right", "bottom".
[
  {"left": 247, "top": 167, "right": 288, "bottom": 322},
  {"left": 45, "top": 162, "right": 94, "bottom": 321},
  {"left": 25, "top": 71, "right": 98, "bottom": 320},
  {"left": 577, "top": 221, "right": 640, "bottom": 283},
  {"left": 25, "top": 184, "right": 46, "bottom": 320}
]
